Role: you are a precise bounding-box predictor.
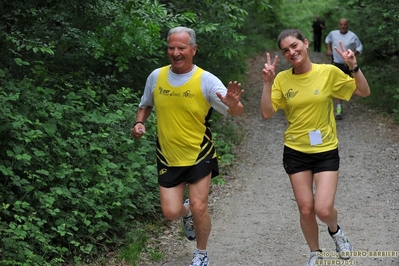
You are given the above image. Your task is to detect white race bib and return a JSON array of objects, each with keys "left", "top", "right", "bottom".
[{"left": 309, "top": 130, "right": 322, "bottom": 146}]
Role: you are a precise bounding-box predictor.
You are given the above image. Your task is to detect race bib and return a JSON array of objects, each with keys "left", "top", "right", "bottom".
[{"left": 309, "top": 130, "right": 322, "bottom": 146}]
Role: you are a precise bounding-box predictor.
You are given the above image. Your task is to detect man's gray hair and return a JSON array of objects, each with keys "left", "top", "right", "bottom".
[{"left": 167, "top": 26, "right": 196, "bottom": 47}]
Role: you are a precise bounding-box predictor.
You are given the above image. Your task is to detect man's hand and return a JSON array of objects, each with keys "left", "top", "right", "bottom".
[
  {"left": 131, "top": 123, "right": 146, "bottom": 139},
  {"left": 216, "top": 81, "right": 244, "bottom": 109}
]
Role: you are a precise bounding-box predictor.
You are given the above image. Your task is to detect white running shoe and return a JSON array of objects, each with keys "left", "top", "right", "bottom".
[
  {"left": 182, "top": 199, "right": 195, "bottom": 241},
  {"left": 305, "top": 251, "right": 322, "bottom": 266},
  {"left": 331, "top": 227, "right": 353, "bottom": 259},
  {"left": 189, "top": 251, "right": 209, "bottom": 266}
]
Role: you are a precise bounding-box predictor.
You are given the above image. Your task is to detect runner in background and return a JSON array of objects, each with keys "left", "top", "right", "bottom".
[
  {"left": 325, "top": 18, "right": 363, "bottom": 119},
  {"left": 311, "top": 14, "right": 325, "bottom": 53}
]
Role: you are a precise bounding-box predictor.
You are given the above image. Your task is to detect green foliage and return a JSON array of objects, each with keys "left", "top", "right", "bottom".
[
  {"left": 239, "top": 0, "right": 279, "bottom": 55},
  {"left": 272, "top": 0, "right": 339, "bottom": 42},
  {"left": 347, "top": 0, "right": 399, "bottom": 62},
  {"left": 0, "top": 78, "right": 160, "bottom": 264},
  {"left": 87, "top": 0, "right": 192, "bottom": 78},
  {"left": 357, "top": 63, "right": 399, "bottom": 120},
  {"left": 344, "top": 0, "right": 399, "bottom": 118},
  {"left": 117, "top": 228, "right": 147, "bottom": 265}
]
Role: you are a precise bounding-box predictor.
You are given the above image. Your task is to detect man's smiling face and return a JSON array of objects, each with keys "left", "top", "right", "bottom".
[{"left": 167, "top": 31, "right": 197, "bottom": 74}]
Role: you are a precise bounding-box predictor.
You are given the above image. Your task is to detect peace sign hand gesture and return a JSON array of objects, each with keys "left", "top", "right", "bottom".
[
  {"left": 262, "top": 53, "right": 279, "bottom": 84},
  {"left": 334, "top": 41, "right": 357, "bottom": 70}
]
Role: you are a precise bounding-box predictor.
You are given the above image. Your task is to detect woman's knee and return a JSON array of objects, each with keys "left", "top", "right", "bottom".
[
  {"left": 298, "top": 204, "right": 315, "bottom": 219},
  {"left": 315, "top": 206, "right": 334, "bottom": 221}
]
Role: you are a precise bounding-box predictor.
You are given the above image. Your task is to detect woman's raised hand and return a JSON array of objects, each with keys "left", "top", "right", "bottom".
[
  {"left": 334, "top": 41, "right": 357, "bottom": 69},
  {"left": 262, "top": 53, "right": 279, "bottom": 83}
]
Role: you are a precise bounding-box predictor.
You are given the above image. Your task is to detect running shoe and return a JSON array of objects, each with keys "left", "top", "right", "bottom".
[
  {"left": 335, "top": 105, "right": 342, "bottom": 120},
  {"left": 331, "top": 227, "right": 353, "bottom": 259},
  {"left": 189, "top": 251, "right": 209, "bottom": 266},
  {"left": 183, "top": 199, "right": 195, "bottom": 241},
  {"left": 305, "top": 251, "right": 323, "bottom": 266}
]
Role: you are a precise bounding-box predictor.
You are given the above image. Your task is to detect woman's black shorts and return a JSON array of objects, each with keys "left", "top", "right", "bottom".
[{"left": 283, "top": 145, "right": 340, "bottom": 175}]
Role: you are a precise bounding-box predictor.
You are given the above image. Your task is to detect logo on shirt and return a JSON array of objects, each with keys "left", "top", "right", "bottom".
[
  {"left": 183, "top": 90, "right": 195, "bottom": 98},
  {"left": 158, "top": 87, "right": 195, "bottom": 98},
  {"left": 314, "top": 89, "right": 320, "bottom": 95},
  {"left": 285, "top": 88, "right": 298, "bottom": 99},
  {"left": 159, "top": 87, "right": 171, "bottom": 95}
]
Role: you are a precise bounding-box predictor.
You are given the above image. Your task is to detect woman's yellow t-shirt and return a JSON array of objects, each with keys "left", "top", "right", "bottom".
[{"left": 272, "top": 63, "right": 356, "bottom": 153}]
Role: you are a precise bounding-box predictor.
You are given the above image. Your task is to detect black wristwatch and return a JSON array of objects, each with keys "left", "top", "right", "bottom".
[
  {"left": 350, "top": 65, "right": 359, "bottom": 73},
  {"left": 133, "top": 121, "right": 144, "bottom": 127}
]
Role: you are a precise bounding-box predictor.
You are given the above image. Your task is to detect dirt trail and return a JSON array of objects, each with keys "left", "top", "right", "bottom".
[{"left": 140, "top": 51, "right": 399, "bottom": 266}]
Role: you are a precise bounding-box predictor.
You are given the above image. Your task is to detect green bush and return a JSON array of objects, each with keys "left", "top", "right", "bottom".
[{"left": 0, "top": 77, "right": 160, "bottom": 265}]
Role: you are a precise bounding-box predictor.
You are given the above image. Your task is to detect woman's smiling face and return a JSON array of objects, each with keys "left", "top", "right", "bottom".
[{"left": 279, "top": 36, "right": 309, "bottom": 67}]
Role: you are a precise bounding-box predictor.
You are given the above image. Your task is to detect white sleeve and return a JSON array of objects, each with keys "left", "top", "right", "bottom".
[
  {"left": 201, "top": 71, "right": 230, "bottom": 116},
  {"left": 325, "top": 31, "right": 332, "bottom": 43},
  {"left": 138, "top": 68, "right": 160, "bottom": 108},
  {"left": 354, "top": 34, "right": 363, "bottom": 53}
]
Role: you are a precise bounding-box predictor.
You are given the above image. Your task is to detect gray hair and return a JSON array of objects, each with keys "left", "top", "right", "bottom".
[
  {"left": 277, "top": 29, "right": 307, "bottom": 49},
  {"left": 167, "top": 26, "right": 197, "bottom": 47}
]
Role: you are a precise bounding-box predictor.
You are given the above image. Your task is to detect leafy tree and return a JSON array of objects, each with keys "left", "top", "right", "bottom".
[{"left": 345, "top": 0, "right": 399, "bottom": 117}]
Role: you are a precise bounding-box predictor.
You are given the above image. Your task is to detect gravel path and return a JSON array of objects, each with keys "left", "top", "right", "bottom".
[{"left": 139, "top": 51, "right": 399, "bottom": 266}]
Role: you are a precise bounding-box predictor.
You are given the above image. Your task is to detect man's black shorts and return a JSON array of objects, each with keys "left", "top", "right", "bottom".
[
  {"left": 283, "top": 146, "right": 340, "bottom": 175},
  {"left": 157, "top": 157, "right": 219, "bottom": 188},
  {"left": 333, "top": 62, "right": 352, "bottom": 77}
]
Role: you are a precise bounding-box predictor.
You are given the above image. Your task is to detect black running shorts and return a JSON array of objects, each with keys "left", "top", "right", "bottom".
[
  {"left": 333, "top": 62, "right": 352, "bottom": 77},
  {"left": 157, "top": 157, "right": 219, "bottom": 188},
  {"left": 283, "top": 146, "right": 340, "bottom": 175}
]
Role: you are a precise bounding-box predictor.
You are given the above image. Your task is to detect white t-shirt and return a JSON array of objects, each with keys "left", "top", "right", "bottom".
[{"left": 325, "top": 30, "right": 363, "bottom": 64}]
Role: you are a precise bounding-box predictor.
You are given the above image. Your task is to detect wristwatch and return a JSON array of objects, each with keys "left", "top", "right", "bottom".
[{"left": 350, "top": 65, "right": 359, "bottom": 73}]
